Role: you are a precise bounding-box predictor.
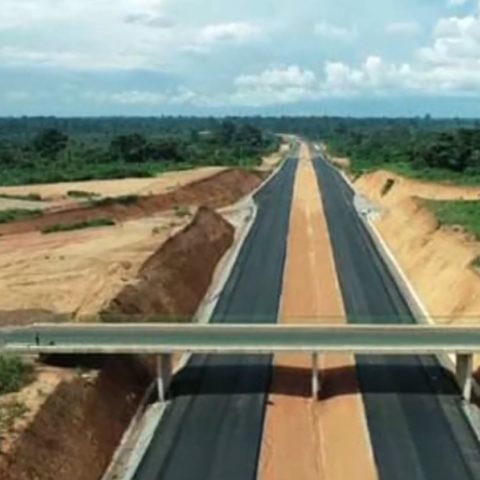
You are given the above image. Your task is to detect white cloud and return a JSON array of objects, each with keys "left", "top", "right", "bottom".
[
  {"left": 183, "top": 22, "right": 262, "bottom": 54},
  {"left": 85, "top": 87, "right": 207, "bottom": 106},
  {"left": 314, "top": 22, "right": 356, "bottom": 41},
  {"left": 235, "top": 65, "right": 316, "bottom": 89},
  {"left": 199, "top": 22, "right": 261, "bottom": 45},
  {"left": 231, "top": 65, "right": 317, "bottom": 106},
  {"left": 447, "top": 0, "right": 471, "bottom": 7},
  {"left": 0, "top": 46, "right": 160, "bottom": 71},
  {"left": 385, "top": 21, "right": 422, "bottom": 36}
]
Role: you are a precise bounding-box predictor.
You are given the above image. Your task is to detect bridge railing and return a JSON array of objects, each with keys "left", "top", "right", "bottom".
[{"left": 1, "top": 323, "right": 480, "bottom": 401}]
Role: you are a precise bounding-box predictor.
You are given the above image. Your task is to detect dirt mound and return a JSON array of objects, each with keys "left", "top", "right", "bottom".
[
  {"left": 355, "top": 171, "right": 480, "bottom": 321},
  {"left": 0, "top": 168, "right": 264, "bottom": 236},
  {"left": 0, "top": 357, "right": 151, "bottom": 480},
  {"left": 104, "top": 206, "right": 234, "bottom": 319}
]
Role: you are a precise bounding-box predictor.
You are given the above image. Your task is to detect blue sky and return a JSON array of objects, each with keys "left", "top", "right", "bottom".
[{"left": 1, "top": 0, "right": 479, "bottom": 116}]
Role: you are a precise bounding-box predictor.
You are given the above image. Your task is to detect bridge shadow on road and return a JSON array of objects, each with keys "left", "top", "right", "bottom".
[{"left": 168, "top": 357, "right": 462, "bottom": 400}]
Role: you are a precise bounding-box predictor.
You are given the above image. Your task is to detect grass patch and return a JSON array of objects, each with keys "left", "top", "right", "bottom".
[
  {"left": 0, "top": 209, "right": 43, "bottom": 224},
  {"left": 67, "top": 190, "right": 100, "bottom": 199},
  {"left": 173, "top": 206, "right": 192, "bottom": 218},
  {"left": 0, "top": 193, "right": 43, "bottom": 202},
  {"left": 0, "top": 401, "right": 29, "bottom": 436},
  {"left": 90, "top": 194, "right": 139, "bottom": 207},
  {"left": 42, "top": 218, "right": 116, "bottom": 234},
  {"left": 0, "top": 356, "right": 34, "bottom": 395},
  {"left": 423, "top": 200, "right": 480, "bottom": 239}
]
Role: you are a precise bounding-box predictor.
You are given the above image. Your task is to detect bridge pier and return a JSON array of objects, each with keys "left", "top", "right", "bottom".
[
  {"left": 312, "top": 353, "right": 321, "bottom": 399},
  {"left": 156, "top": 354, "right": 173, "bottom": 402},
  {"left": 456, "top": 353, "right": 473, "bottom": 402}
]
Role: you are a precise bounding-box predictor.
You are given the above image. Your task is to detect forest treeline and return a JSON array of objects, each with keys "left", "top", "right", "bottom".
[
  {"left": 0, "top": 119, "right": 277, "bottom": 185},
  {"left": 2, "top": 116, "right": 480, "bottom": 185}
]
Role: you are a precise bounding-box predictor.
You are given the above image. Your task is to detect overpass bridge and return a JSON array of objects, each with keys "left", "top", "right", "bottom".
[{"left": 1, "top": 323, "right": 479, "bottom": 402}]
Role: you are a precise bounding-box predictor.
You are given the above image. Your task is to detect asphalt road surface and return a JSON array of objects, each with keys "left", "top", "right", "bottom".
[
  {"left": 313, "top": 156, "right": 480, "bottom": 480},
  {"left": 133, "top": 157, "right": 298, "bottom": 480}
]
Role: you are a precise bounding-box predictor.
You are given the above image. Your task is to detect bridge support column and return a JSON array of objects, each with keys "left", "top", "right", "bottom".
[
  {"left": 312, "top": 353, "right": 320, "bottom": 399},
  {"left": 156, "top": 354, "right": 173, "bottom": 403},
  {"left": 456, "top": 354, "right": 473, "bottom": 402}
]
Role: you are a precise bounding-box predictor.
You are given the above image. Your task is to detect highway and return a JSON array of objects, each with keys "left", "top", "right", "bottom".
[
  {"left": 313, "top": 156, "right": 480, "bottom": 480},
  {"left": 132, "top": 157, "right": 298, "bottom": 480}
]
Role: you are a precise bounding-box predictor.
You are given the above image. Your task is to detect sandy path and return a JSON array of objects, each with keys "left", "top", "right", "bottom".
[
  {"left": 0, "top": 167, "right": 224, "bottom": 201},
  {"left": 259, "top": 145, "right": 378, "bottom": 480}
]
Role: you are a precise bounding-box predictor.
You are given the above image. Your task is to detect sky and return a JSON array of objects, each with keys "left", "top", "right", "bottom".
[{"left": 1, "top": 0, "right": 480, "bottom": 117}]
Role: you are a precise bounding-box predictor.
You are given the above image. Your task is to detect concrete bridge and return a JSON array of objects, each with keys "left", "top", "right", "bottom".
[{"left": 1, "top": 323, "right": 479, "bottom": 402}]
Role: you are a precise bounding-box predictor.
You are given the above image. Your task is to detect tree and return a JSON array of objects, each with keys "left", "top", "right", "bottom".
[
  {"left": 110, "top": 134, "right": 147, "bottom": 163},
  {"left": 33, "top": 129, "right": 68, "bottom": 159}
]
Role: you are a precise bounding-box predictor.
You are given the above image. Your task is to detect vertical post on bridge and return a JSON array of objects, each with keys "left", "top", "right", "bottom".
[
  {"left": 312, "top": 352, "right": 320, "bottom": 400},
  {"left": 456, "top": 353, "right": 473, "bottom": 403},
  {"left": 156, "top": 353, "right": 173, "bottom": 403}
]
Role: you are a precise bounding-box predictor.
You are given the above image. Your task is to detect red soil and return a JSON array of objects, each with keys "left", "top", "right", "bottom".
[
  {"left": 104, "top": 206, "right": 234, "bottom": 319},
  {"left": 0, "top": 168, "right": 264, "bottom": 236}
]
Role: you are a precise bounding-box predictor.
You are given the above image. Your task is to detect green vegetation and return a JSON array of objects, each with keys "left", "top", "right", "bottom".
[
  {"left": 0, "top": 193, "right": 43, "bottom": 202},
  {"left": 0, "top": 208, "right": 43, "bottom": 224},
  {"left": 423, "top": 200, "right": 480, "bottom": 239},
  {"left": 67, "top": 190, "right": 100, "bottom": 199},
  {"left": 91, "top": 194, "right": 139, "bottom": 207},
  {"left": 0, "top": 118, "right": 278, "bottom": 186},
  {"left": 173, "top": 206, "right": 192, "bottom": 218},
  {"left": 0, "top": 356, "right": 34, "bottom": 395},
  {"left": 312, "top": 119, "right": 480, "bottom": 184},
  {"left": 42, "top": 218, "right": 116, "bottom": 234},
  {"left": 0, "top": 401, "right": 29, "bottom": 435}
]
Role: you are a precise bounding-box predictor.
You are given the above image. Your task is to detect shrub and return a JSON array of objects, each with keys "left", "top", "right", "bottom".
[
  {"left": 0, "top": 356, "right": 34, "bottom": 395},
  {"left": 0, "top": 193, "right": 43, "bottom": 202},
  {"left": 173, "top": 206, "right": 192, "bottom": 218},
  {"left": 42, "top": 218, "right": 116, "bottom": 234},
  {"left": 67, "top": 190, "right": 100, "bottom": 199},
  {"left": 90, "top": 195, "right": 139, "bottom": 207},
  {"left": 0, "top": 209, "right": 43, "bottom": 224}
]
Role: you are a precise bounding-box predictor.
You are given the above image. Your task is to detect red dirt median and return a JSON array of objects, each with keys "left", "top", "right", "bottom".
[{"left": 0, "top": 168, "right": 264, "bottom": 236}]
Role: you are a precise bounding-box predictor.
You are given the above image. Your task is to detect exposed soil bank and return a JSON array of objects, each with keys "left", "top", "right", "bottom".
[
  {"left": 0, "top": 207, "right": 236, "bottom": 479},
  {"left": 104, "top": 206, "right": 234, "bottom": 319},
  {"left": 0, "top": 357, "right": 152, "bottom": 480},
  {"left": 356, "top": 170, "right": 480, "bottom": 321},
  {"left": 0, "top": 168, "right": 264, "bottom": 236}
]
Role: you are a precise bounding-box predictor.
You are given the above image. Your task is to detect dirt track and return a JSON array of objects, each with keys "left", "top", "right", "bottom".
[
  {"left": 260, "top": 145, "right": 377, "bottom": 480},
  {"left": 0, "top": 167, "right": 225, "bottom": 201}
]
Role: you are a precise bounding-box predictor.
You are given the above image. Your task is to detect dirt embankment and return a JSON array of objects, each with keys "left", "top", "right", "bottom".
[
  {"left": 0, "top": 168, "right": 264, "bottom": 236},
  {"left": 104, "top": 206, "right": 234, "bottom": 319},
  {"left": 0, "top": 357, "right": 151, "bottom": 480},
  {"left": 0, "top": 207, "right": 236, "bottom": 480},
  {"left": 355, "top": 170, "right": 480, "bottom": 321}
]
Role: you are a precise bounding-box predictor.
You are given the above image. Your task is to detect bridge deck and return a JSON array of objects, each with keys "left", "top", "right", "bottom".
[{"left": 2, "top": 323, "right": 480, "bottom": 355}]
